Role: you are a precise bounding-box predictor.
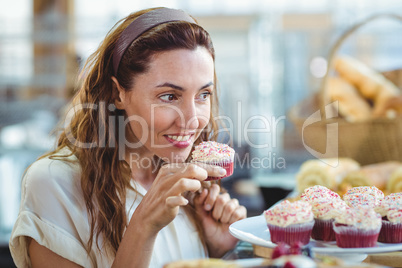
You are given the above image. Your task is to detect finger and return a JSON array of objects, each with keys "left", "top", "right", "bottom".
[
  {"left": 204, "top": 184, "right": 220, "bottom": 211},
  {"left": 192, "top": 162, "right": 227, "bottom": 178},
  {"left": 193, "top": 188, "right": 209, "bottom": 218},
  {"left": 161, "top": 163, "right": 208, "bottom": 181},
  {"left": 211, "top": 193, "right": 231, "bottom": 220},
  {"left": 182, "top": 163, "right": 209, "bottom": 181},
  {"left": 194, "top": 188, "right": 208, "bottom": 207},
  {"left": 165, "top": 196, "right": 189, "bottom": 208},
  {"left": 229, "top": 205, "right": 247, "bottom": 224},
  {"left": 167, "top": 178, "right": 202, "bottom": 197},
  {"left": 220, "top": 198, "right": 239, "bottom": 224}
]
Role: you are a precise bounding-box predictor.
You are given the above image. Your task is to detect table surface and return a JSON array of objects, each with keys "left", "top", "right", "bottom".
[{"left": 222, "top": 241, "right": 256, "bottom": 260}]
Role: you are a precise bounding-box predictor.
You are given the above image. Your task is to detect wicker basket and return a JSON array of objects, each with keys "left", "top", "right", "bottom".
[{"left": 289, "top": 14, "right": 402, "bottom": 165}]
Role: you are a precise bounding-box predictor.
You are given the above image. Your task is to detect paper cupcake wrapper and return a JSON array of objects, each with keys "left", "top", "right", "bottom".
[
  {"left": 333, "top": 223, "right": 381, "bottom": 248},
  {"left": 311, "top": 218, "right": 336, "bottom": 241},
  {"left": 378, "top": 220, "right": 402, "bottom": 243},
  {"left": 267, "top": 220, "right": 314, "bottom": 245}
]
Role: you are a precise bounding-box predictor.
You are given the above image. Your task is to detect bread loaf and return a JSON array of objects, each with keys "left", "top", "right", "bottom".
[
  {"left": 339, "top": 161, "right": 402, "bottom": 195},
  {"left": 333, "top": 55, "right": 400, "bottom": 115},
  {"left": 296, "top": 158, "right": 360, "bottom": 192},
  {"left": 326, "top": 77, "right": 372, "bottom": 122},
  {"left": 387, "top": 166, "right": 402, "bottom": 193},
  {"left": 372, "top": 95, "right": 402, "bottom": 118}
]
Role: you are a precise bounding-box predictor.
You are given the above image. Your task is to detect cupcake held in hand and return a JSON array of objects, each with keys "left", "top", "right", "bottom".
[
  {"left": 264, "top": 200, "right": 314, "bottom": 245},
  {"left": 191, "top": 141, "right": 235, "bottom": 181}
]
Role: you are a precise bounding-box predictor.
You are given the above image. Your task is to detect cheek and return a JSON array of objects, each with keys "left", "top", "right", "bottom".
[
  {"left": 127, "top": 116, "right": 148, "bottom": 142},
  {"left": 148, "top": 109, "right": 176, "bottom": 130},
  {"left": 198, "top": 105, "right": 211, "bottom": 128},
  {"left": 124, "top": 106, "right": 152, "bottom": 139}
]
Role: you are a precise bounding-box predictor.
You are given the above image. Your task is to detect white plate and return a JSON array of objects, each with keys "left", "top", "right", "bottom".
[{"left": 229, "top": 215, "right": 402, "bottom": 255}]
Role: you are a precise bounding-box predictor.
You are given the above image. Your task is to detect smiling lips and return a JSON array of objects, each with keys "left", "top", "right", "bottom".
[{"left": 165, "top": 134, "right": 193, "bottom": 148}]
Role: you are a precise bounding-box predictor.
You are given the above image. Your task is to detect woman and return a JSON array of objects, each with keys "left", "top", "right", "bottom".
[{"left": 9, "top": 7, "right": 247, "bottom": 268}]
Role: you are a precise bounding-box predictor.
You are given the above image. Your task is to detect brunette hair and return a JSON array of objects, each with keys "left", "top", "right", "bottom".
[{"left": 43, "top": 7, "right": 219, "bottom": 255}]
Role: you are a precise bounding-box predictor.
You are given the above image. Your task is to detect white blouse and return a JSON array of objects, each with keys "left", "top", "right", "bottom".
[{"left": 9, "top": 152, "right": 207, "bottom": 268}]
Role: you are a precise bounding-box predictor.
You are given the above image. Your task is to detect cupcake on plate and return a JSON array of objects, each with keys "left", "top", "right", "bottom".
[
  {"left": 191, "top": 141, "right": 235, "bottom": 181},
  {"left": 264, "top": 200, "right": 314, "bottom": 245},
  {"left": 300, "top": 185, "right": 345, "bottom": 241},
  {"left": 310, "top": 198, "right": 349, "bottom": 241},
  {"left": 333, "top": 207, "right": 382, "bottom": 248},
  {"left": 375, "top": 193, "right": 402, "bottom": 243}
]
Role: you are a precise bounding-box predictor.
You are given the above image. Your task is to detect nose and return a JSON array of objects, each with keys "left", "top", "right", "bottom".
[{"left": 176, "top": 100, "right": 200, "bottom": 130}]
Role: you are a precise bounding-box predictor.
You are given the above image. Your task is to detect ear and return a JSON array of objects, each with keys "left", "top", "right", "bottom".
[{"left": 111, "top": 76, "right": 126, "bottom": 110}]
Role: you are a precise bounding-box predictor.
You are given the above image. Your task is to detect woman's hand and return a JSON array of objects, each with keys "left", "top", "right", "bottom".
[
  {"left": 193, "top": 183, "right": 247, "bottom": 258},
  {"left": 114, "top": 163, "right": 226, "bottom": 268},
  {"left": 132, "top": 163, "right": 227, "bottom": 234}
]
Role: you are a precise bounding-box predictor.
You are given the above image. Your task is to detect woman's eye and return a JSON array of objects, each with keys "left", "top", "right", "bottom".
[
  {"left": 160, "top": 94, "right": 176, "bottom": 102},
  {"left": 198, "top": 92, "right": 211, "bottom": 100}
]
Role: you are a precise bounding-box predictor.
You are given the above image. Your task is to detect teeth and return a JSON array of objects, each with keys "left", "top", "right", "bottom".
[{"left": 168, "top": 135, "right": 191, "bottom": 142}]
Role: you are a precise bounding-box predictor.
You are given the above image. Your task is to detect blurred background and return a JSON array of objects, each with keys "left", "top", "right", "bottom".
[{"left": 1, "top": 0, "right": 402, "bottom": 266}]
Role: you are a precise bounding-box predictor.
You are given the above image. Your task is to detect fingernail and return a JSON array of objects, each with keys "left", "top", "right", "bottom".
[
  {"left": 205, "top": 204, "right": 211, "bottom": 211},
  {"left": 219, "top": 168, "right": 226, "bottom": 176}
]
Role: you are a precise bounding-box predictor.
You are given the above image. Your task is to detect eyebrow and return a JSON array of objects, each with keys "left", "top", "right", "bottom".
[{"left": 156, "top": 82, "right": 214, "bottom": 91}]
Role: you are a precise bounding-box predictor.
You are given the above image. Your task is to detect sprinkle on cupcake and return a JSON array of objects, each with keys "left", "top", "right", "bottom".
[
  {"left": 387, "top": 209, "right": 402, "bottom": 224},
  {"left": 375, "top": 193, "right": 402, "bottom": 217},
  {"left": 264, "top": 200, "right": 314, "bottom": 227},
  {"left": 310, "top": 198, "right": 349, "bottom": 220},
  {"left": 344, "top": 186, "right": 384, "bottom": 200},
  {"left": 343, "top": 186, "right": 384, "bottom": 208},
  {"left": 300, "top": 185, "right": 341, "bottom": 203},
  {"left": 191, "top": 141, "right": 235, "bottom": 163},
  {"left": 334, "top": 207, "right": 381, "bottom": 230},
  {"left": 343, "top": 193, "right": 378, "bottom": 208},
  {"left": 191, "top": 141, "right": 235, "bottom": 181}
]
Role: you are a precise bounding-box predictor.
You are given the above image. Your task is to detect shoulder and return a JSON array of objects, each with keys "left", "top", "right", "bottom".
[
  {"left": 21, "top": 151, "right": 83, "bottom": 211},
  {"left": 24, "top": 154, "right": 80, "bottom": 191}
]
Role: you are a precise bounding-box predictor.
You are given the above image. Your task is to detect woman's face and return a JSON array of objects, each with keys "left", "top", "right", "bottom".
[{"left": 117, "top": 46, "right": 214, "bottom": 163}]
